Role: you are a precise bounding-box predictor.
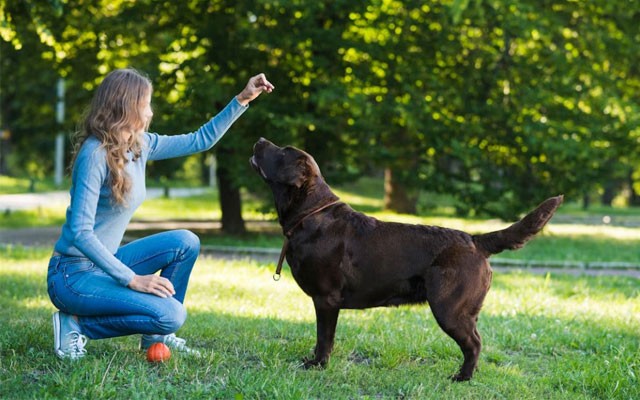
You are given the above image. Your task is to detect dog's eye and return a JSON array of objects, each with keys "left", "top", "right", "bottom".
[{"left": 282, "top": 147, "right": 300, "bottom": 160}]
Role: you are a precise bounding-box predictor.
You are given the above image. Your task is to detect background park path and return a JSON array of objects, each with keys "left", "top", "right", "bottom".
[
  {"left": 1, "top": 189, "right": 638, "bottom": 279},
  {"left": 0, "top": 187, "right": 210, "bottom": 247}
]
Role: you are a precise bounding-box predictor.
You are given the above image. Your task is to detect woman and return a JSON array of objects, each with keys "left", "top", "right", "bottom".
[{"left": 47, "top": 68, "right": 274, "bottom": 359}]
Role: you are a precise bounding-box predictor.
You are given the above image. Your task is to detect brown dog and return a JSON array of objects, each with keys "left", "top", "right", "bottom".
[{"left": 250, "top": 137, "right": 563, "bottom": 381}]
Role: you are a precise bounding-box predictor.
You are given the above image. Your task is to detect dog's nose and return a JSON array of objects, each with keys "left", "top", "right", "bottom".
[
  {"left": 254, "top": 137, "right": 273, "bottom": 151},
  {"left": 253, "top": 138, "right": 266, "bottom": 154}
]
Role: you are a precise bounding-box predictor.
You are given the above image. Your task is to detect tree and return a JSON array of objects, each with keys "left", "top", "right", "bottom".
[
  {"left": 336, "top": 0, "right": 640, "bottom": 217},
  {"left": 3, "top": 0, "right": 639, "bottom": 223},
  {"left": 339, "top": 1, "right": 449, "bottom": 213}
]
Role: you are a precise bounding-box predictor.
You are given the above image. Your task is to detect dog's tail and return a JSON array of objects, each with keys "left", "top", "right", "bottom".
[{"left": 473, "top": 195, "right": 563, "bottom": 256}]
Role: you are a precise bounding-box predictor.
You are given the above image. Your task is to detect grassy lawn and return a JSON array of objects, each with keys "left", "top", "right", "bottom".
[
  {"left": 0, "top": 175, "right": 65, "bottom": 194},
  {"left": 1, "top": 247, "right": 638, "bottom": 399}
]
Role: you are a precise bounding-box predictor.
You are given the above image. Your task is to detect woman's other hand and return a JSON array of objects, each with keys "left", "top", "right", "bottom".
[
  {"left": 128, "top": 274, "right": 176, "bottom": 298},
  {"left": 236, "top": 73, "right": 275, "bottom": 106}
]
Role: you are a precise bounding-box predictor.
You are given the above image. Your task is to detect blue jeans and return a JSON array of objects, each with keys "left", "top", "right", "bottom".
[{"left": 47, "top": 230, "right": 200, "bottom": 340}]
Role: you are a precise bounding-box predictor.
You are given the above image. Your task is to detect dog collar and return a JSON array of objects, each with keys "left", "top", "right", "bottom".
[{"left": 273, "top": 199, "right": 341, "bottom": 281}]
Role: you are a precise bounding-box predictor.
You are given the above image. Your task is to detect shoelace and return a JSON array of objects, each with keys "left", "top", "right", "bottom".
[
  {"left": 163, "top": 334, "right": 201, "bottom": 356},
  {"left": 66, "top": 331, "right": 88, "bottom": 359}
]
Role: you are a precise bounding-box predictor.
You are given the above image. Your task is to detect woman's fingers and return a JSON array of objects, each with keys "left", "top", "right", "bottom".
[
  {"left": 254, "top": 73, "right": 275, "bottom": 92},
  {"left": 151, "top": 276, "right": 175, "bottom": 298},
  {"left": 236, "top": 73, "right": 274, "bottom": 105},
  {"left": 155, "top": 276, "right": 175, "bottom": 297},
  {"left": 129, "top": 274, "right": 176, "bottom": 298}
]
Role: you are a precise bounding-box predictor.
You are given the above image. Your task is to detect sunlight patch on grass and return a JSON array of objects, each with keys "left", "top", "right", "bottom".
[
  {"left": 487, "top": 273, "right": 640, "bottom": 333},
  {"left": 187, "top": 256, "right": 315, "bottom": 323},
  {"left": 333, "top": 187, "right": 384, "bottom": 209},
  {"left": 493, "top": 232, "right": 639, "bottom": 263},
  {"left": 133, "top": 193, "right": 220, "bottom": 220},
  {"left": 132, "top": 191, "right": 278, "bottom": 222},
  {"left": 366, "top": 213, "right": 524, "bottom": 233},
  {"left": 0, "top": 175, "right": 63, "bottom": 194},
  {"left": 549, "top": 223, "right": 640, "bottom": 240}
]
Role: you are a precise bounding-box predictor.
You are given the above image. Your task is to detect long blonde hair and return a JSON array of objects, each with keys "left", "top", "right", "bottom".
[{"left": 72, "top": 68, "right": 152, "bottom": 205}]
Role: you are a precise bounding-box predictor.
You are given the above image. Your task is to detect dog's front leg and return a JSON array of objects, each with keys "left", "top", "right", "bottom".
[{"left": 303, "top": 299, "right": 340, "bottom": 369}]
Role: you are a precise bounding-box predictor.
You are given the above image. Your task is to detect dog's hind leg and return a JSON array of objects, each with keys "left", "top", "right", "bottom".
[
  {"left": 303, "top": 299, "right": 340, "bottom": 369},
  {"left": 426, "top": 253, "right": 492, "bottom": 381},
  {"left": 430, "top": 303, "right": 483, "bottom": 381}
]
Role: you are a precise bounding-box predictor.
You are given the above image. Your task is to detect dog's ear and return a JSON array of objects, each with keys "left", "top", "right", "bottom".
[
  {"left": 279, "top": 167, "right": 304, "bottom": 187},
  {"left": 277, "top": 151, "right": 308, "bottom": 188},
  {"left": 278, "top": 148, "right": 304, "bottom": 188}
]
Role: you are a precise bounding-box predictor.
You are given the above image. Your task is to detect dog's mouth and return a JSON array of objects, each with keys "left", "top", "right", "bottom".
[{"left": 249, "top": 155, "right": 268, "bottom": 180}]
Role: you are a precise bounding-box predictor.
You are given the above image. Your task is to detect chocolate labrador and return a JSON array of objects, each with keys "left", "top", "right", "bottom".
[{"left": 250, "top": 137, "right": 562, "bottom": 381}]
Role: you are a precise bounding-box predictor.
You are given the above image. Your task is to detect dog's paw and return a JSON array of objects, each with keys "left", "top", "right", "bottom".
[
  {"left": 449, "top": 372, "right": 472, "bottom": 382},
  {"left": 302, "top": 357, "right": 326, "bottom": 369}
]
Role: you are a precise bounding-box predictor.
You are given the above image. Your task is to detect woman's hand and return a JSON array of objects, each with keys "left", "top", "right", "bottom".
[
  {"left": 128, "top": 274, "right": 176, "bottom": 298},
  {"left": 236, "top": 73, "right": 275, "bottom": 106}
]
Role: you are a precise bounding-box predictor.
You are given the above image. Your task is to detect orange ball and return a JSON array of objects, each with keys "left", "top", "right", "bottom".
[{"left": 146, "top": 342, "right": 171, "bottom": 363}]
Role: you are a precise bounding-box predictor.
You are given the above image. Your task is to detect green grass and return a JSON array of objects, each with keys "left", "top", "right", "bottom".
[
  {"left": 0, "top": 208, "right": 67, "bottom": 229},
  {"left": 493, "top": 231, "right": 640, "bottom": 264},
  {"left": 0, "top": 175, "right": 65, "bottom": 194},
  {"left": 131, "top": 190, "right": 277, "bottom": 222},
  {"left": 1, "top": 247, "right": 638, "bottom": 399}
]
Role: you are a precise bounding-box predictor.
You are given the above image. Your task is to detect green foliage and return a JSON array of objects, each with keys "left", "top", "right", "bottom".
[
  {"left": 1, "top": 0, "right": 639, "bottom": 220},
  {"left": 1, "top": 250, "right": 638, "bottom": 399}
]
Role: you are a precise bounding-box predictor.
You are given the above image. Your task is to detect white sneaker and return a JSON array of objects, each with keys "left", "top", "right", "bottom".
[
  {"left": 140, "top": 333, "right": 201, "bottom": 357},
  {"left": 53, "top": 311, "right": 87, "bottom": 360}
]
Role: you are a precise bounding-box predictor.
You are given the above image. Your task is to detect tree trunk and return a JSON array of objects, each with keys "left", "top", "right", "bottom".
[
  {"left": 216, "top": 154, "right": 246, "bottom": 235},
  {"left": 601, "top": 182, "right": 616, "bottom": 206},
  {"left": 629, "top": 169, "right": 640, "bottom": 207},
  {"left": 631, "top": 190, "right": 640, "bottom": 207},
  {"left": 199, "top": 152, "right": 208, "bottom": 186},
  {"left": 582, "top": 192, "right": 590, "bottom": 210},
  {"left": 383, "top": 167, "right": 417, "bottom": 214}
]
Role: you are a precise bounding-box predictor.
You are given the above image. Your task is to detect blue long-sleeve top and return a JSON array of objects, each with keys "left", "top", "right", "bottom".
[{"left": 54, "top": 97, "right": 248, "bottom": 286}]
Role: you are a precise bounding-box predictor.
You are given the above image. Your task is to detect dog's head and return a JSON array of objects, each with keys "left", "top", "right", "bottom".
[{"left": 250, "top": 137, "right": 322, "bottom": 189}]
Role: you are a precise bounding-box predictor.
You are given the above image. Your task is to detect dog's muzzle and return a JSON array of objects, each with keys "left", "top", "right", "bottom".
[{"left": 249, "top": 156, "right": 268, "bottom": 179}]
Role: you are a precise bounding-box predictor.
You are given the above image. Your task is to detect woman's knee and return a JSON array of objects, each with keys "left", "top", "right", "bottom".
[
  {"left": 175, "top": 230, "right": 200, "bottom": 258},
  {"left": 154, "top": 301, "right": 187, "bottom": 334}
]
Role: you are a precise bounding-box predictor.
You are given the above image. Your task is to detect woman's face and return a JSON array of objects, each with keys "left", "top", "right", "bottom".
[{"left": 138, "top": 90, "right": 153, "bottom": 132}]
